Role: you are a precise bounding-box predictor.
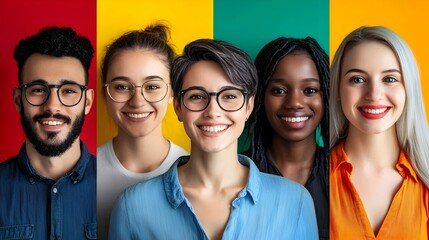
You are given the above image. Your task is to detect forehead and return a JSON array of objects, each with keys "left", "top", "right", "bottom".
[
  {"left": 182, "top": 60, "right": 236, "bottom": 90},
  {"left": 341, "top": 41, "right": 400, "bottom": 73},
  {"left": 272, "top": 54, "right": 318, "bottom": 78},
  {"left": 107, "top": 49, "right": 169, "bottom": 82},
  {"left": 22, "top": 53, "right": 86, "bottom": 85}
]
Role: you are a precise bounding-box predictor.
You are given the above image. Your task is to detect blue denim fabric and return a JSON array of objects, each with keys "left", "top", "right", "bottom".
[
  {"left": 0, "top": 141, "right": 96, "bottom": 240},
  {"left": 110, "top": 155, "right": 318, "bottom": 239}
]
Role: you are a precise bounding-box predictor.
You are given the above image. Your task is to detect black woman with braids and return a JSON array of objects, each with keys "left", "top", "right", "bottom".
[{"left": 247, "top": 37, "right": 329, "bottom": 239}]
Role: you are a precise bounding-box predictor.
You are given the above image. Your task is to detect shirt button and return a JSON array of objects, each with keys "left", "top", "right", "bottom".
[{"left": 52, "top": 188, "right": 58, "bottom": 193}]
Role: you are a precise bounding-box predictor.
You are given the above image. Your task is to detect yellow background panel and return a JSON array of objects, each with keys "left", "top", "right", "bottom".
[
  {"left": 97, "top": 0, "right": 213, "bottom": 151},
  {"left": 330, "top": 0, "right": 429, "bottom": 121}
]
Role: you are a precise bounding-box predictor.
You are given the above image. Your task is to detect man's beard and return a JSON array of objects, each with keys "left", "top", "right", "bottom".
[{"left": 21, "top": 105, "right": 85, "bottom": 157}]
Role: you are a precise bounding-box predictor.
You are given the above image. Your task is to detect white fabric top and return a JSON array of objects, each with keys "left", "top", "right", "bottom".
[{"left": 96, "top": 139, "right": 188, "bottom": 240}]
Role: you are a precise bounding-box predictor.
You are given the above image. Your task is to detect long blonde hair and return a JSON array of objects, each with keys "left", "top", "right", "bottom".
[{"left": 330, "top": 26, "right": 429, "bottom": 187}]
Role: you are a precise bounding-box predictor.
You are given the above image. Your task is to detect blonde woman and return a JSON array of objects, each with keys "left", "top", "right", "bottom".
[{"left": 330, "top": 26, "right": 429, "bottom": 239}]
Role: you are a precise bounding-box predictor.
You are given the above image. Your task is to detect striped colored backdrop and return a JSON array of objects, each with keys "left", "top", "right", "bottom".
[
  {"left": 0, "top": 0, "right": 428, "bottom": 161},
  {"left": 97, "top": 0, "right": 329, "bottom": 152}
]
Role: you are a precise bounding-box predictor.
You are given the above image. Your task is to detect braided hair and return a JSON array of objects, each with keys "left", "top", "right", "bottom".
[{"left": 250, "top": 37, "right": 329, "bottom": 188}]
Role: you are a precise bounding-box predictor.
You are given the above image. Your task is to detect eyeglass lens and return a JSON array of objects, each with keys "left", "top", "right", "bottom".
[
  {"left": 24, "top": 83, "right": 84, "bottom": 106},
  {"left": 106, "top": 80, "right": 168, "bottom": 103},
  {"left": 182, "top": 88, "right": 245, "bottom": 111}
]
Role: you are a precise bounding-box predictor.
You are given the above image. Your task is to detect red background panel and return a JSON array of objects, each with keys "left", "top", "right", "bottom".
[{"left": 0, "top": 0, "right": 96, "bottom": 161}]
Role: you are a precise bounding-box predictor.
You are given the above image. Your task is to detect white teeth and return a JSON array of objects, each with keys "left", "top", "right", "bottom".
[
  {"left": 127, "top": 113, "right": 150, "bottom": 119},
  {"left": 362, "top": 108, "right": 387, "bottom": 114},
  {"left": 281, "top": 117, "right": 309, "bottom": 123},
  {"left": 42, "top": 121, "right": 63, "bottom": 126},
  {"left": 200, "top": 125, "right": 228, "bottom": 133}
]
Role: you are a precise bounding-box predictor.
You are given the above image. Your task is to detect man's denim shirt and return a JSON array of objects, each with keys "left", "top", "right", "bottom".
[{"left": 0, "top": 141, "right": 96, "bottom": 240}]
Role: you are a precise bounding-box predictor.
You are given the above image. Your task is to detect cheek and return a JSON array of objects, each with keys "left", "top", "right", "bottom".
[
  {"left": 392, "top": 87, "right": 406, "bottom": 110},
  {"left": 264, "top": 94, "right": 282, "bottom": 115},
  {"left": 22, "top": 104, "right": 39, "bottom": 118},
  {"left": 106, "top": 101, "right": 124, "bottom": 118},
  {"left": 153, "top": 100, "right": 170, "bottom": 115},
  {"left": 181, "top": 112, "right": 200, "bottom": 137},
  {"left": 231, "top": 110, "right": 248, "bottom": 128},
  {"left": 312, "top": 95, "right": 324, "bottom": 116},
  {"left": 339, "top": 85, "right": 358, "bottom": 109}
]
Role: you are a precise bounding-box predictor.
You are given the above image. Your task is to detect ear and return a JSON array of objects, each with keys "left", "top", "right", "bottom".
[
  {"left": 84, "top": 89, "right": 94, "bottom": 115},
  {"left": 13, "top": 88, "right": 22, "bottom": 112},
  {"left": 245, "top": 96, "right": 255, "bottom": 120},
  {"left": 173, "top": 98, "right": 183, "bottom": 122},
  {"left": 167, "top": 86, "right": 174, "bottom": 104}
]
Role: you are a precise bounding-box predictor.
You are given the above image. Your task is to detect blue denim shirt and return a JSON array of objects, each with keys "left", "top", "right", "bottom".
[
  {"left": 0, "top": 141, "right": 96, "bottom": 240},
  {"left": 110, "top": 155, "right": 318, "bottom": 239}
]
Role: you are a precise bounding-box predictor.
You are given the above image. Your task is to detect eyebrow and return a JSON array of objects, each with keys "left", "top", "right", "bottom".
[
  {"left": 269, "top": 78, "right": 320, "bottom": 83},
  {"left": 26, "top": 79, "right": 79, "bottom": 85},
  {"left": 61, "top": 79, "right": 80, "bottom": 85},
  {"left": 344, "top": 68, "right": 401, "bottom": 75},
  {"left": 27, "top": 79, "right": 47, "bottom": 84},
  {"left": 110, "top": 75, "right": 164, "bottom": 82},
  {"left": 183, "top": 85, "right": 244, "bottom": 91}
]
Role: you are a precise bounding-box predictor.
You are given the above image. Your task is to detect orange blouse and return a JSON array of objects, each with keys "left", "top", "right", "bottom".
[{"left": 330, "top": 142, "right": 429, "bottom": 239}]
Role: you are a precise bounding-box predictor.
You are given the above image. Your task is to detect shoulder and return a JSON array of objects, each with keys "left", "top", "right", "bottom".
[
  {"left": 168, "top": 141, "right": 189, "bottom": 157},
  {"left": 122, "top": 174, "right": 165, "bottom": 199},
  {"left": 114, "top": 174, "right": 167, "bottom": 213},
  {"left": 0, "top": 155, "right": 19, "bottom": 176},
  {"left": 330, "top": 142, "right": 347, "bottom": 169},
  {"left": 256, "top": 173, "right": 314, "bottom": 216},
  {"left": 260, "top": 172, "right": 308, "bottom": 194},
  {"left": 244, "top": 155, "right": 311, "bottom": 202},
  {"left": 97, "top": 140, "right": 113, "bottom": 159}
]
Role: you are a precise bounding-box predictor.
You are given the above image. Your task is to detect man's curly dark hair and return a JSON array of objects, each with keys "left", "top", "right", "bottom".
[{"left": 14, "top": 26, "right": 94, "bottom": 85}]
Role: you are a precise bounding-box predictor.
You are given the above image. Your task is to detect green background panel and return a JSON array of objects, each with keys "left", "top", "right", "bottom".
[{"left": 214, "top": 0, "right": 329, "bottom": 59}]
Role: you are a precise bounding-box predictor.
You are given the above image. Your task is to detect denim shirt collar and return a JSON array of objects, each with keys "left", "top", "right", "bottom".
[
  {"left": 164, "top": 154, "right": 261, "bottom": 209},
  {"left": 17, "top": 140, "right": 91, "bottom": 184}
]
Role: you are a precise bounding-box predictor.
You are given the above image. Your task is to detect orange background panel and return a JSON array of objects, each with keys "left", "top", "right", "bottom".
[{"left": 330, "top": 0, "right": 429, "bottom": 121}]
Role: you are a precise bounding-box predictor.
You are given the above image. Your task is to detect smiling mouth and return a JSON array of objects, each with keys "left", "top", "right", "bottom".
[
  {"left": 360, "top": 107, "right": 388, "bottom": 114},
  {"left": 41, "top": 120, "right": 64, "bottom": 126},
  {"left": 199, "top": 125, "right": 229, "bottom": 133},
  {"left": 281, "top": 117, "right": 309, "bottom": 123},
  {"left": 126, "top": 112, "right": 151, "bottom": 119}
]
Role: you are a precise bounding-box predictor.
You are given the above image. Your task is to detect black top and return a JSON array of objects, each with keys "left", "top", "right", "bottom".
[{"left": 245, "top": 146, "right": 328, "bottom": 240}]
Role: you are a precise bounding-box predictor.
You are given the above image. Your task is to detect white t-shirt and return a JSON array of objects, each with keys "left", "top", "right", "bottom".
[{"left": 97, "top": 139, "right": 188, "bottom": 239}]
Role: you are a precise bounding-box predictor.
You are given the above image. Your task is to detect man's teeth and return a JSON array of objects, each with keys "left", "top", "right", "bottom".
[
  {"left": 42, "top": 121, "right": 63, "bottom": 126},
  {"left": 281, "top": 117, "right": 309, "bottom": 123},
  {"left": 127, "top": 113, "right": 150, "bottom": 118},
  {"left": 200, "top": 125, "right": 228, "bottom": 133},
  {"left": 362, "top": 108, "right": 387, "bottom": 114}
]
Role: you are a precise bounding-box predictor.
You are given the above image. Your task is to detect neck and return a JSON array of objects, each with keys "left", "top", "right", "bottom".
[
  {"left": 269, "top": 134, "right": 316, "bottom": 185},
  {"left": 345, "top": 125, "right": 400, "bottom": 167},
  {"left": 114, "top": 125, "right": 170, "bottom": 173},
  {"left": 26, "top": 138, "right": 82, "bottom": 181},
  {"left": 179, "top": 143, "right": 247, "bottom": 190},
  {"left": 270, "top": 133, "right": 317, "bottom": 166}
]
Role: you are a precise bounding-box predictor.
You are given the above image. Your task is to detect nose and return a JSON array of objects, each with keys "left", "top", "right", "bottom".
[
  {"left": 128, "top": 86, "right": 148, "bottom": 107},
  {"left": 42, "top": 88, "right": 62, "bottom": 112},
  {"left": 203, "top": 95, "right": 222, "bottom": 118},
  {"left": 365, "top": 81, "right": 383, "bottom": 101},
  {"left": 284, "top": 90, "right": 304, "bottom": 109}
]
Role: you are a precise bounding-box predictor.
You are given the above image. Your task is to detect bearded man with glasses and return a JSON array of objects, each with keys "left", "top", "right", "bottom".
[{"left": 0, "top": 26, "right": 96, "bottom": 239}]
